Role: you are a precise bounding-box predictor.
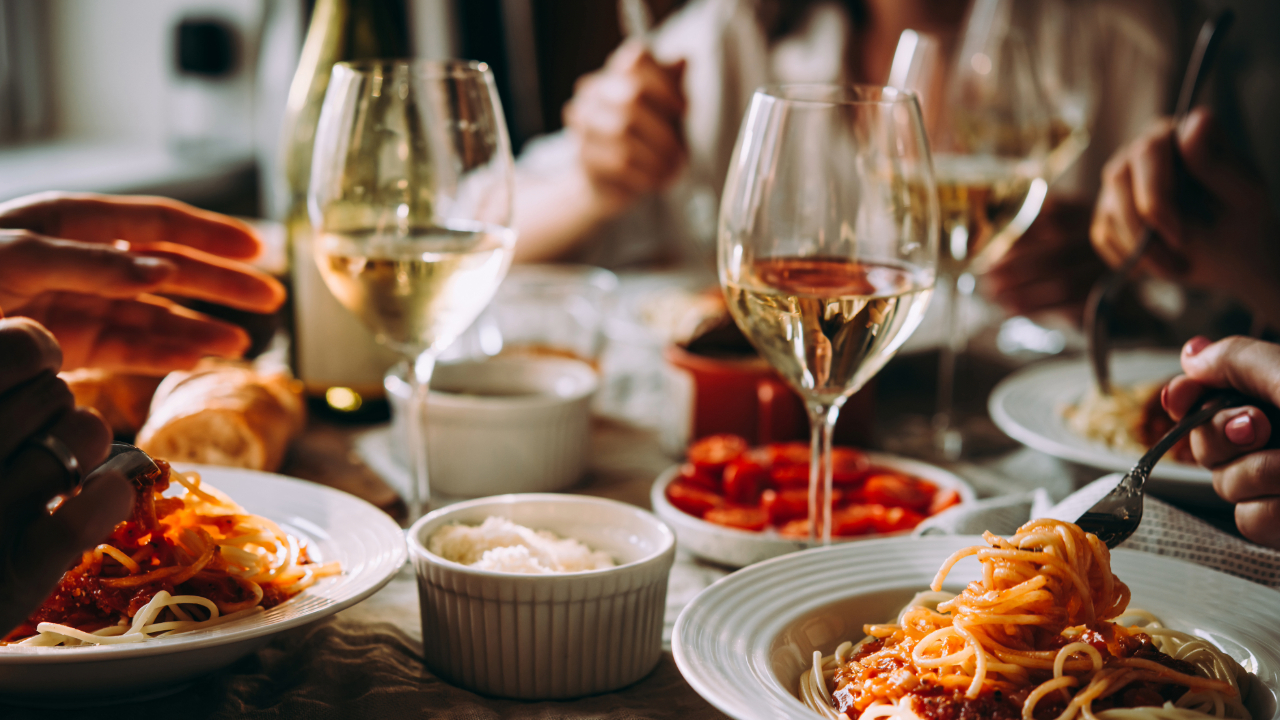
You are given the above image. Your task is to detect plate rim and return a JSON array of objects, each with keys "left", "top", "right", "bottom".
[
  {"left": 672, "top": 535, "right": 1280, "bottom": 720},
  {"left": 0, "top": 464, "right": 408, "bottom": 665},
  {"left": 988, "top": 350, "right": 1212, "bottom": 484}
]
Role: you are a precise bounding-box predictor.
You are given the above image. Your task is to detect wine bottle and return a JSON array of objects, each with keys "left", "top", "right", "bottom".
[{"left": 279, "top": 0, "right": 409, "bottom": 402}]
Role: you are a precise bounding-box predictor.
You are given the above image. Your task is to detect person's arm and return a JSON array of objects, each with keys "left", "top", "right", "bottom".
[
  {"left": 513, "top": 41, "right": 687, "bottom": 263},
  {"left": 0, "top": 318, "right": 134, "bottom": 637},
  {"left": 1091, "top": 108, "right": 1280, "bottom": 328},
  {"left": 1163, "top": 335, "right": 1280, "bottom": 548},
  {"left": 0, "top": 193, "right": 285, "bottom": 374}
]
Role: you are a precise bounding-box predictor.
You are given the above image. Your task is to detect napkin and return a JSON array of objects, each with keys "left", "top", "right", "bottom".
[{"left": 917, "top": 474, "right": 1280, "bottom": 590}]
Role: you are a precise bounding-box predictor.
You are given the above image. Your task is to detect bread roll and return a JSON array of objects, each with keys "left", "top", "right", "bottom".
[
  {"left": 60, "top": 369, "right": 162, "bottom": 436},
  {"left": 137, "top": 362, "right": 305, "bottom": 472}
]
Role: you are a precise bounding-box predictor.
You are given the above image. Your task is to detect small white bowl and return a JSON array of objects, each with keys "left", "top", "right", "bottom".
[
  {"left": 407, "top": 494, "right": 676, "bottom": 699},
  {"left": 386, "top": 356, "right": 598, "bottom": 497}
]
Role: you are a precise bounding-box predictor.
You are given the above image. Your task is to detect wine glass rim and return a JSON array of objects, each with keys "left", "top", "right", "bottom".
[
  {"left": 333, "top": 58, "right": 494, "bottom": 78},
  {"left": 755, "top": 83, "right": 920, "bottom": 107}
]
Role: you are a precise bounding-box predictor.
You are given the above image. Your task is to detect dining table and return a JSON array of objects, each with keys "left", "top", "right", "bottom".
[{"left": 0, "top": 274, "right": 1246, "bottom": 720}]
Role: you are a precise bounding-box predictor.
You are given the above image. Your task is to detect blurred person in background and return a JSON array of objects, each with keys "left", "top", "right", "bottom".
[{"left": 512, "top": 0, "right": 1180, "bottom": 327}]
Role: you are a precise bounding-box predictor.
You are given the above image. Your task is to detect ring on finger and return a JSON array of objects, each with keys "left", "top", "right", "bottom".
[{"left": 22, "top": 433, "right": 83, "bottom": 493}]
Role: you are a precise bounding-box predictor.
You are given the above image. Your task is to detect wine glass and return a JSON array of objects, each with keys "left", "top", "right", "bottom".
[
  {"left": 1019, "top": 0, "right": 1102, "bottom": 184},
  {"left": 719, "top": 85, "right": 939, "bottom": 544},
  {"left": 309, "top": 60, "right": 515, "bottom": 521},
  {"left": 894, "top": 0, "right": 1054, "bottom": 459}
]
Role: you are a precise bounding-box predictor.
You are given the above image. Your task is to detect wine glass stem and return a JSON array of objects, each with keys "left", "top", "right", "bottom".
[
  {"left": 806, "top": 402, "right": 839, "bottom": 546},
  {"left": 404, "top": 352, "right": 437, "bottom": 523},
  {"left": 934, "top": 270, "right": 967, "bottom": 459}
]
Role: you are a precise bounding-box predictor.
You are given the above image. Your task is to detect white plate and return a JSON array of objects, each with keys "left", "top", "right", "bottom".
[
  {"left": 673, "top": 535, "right": 1280, "bottom": 720},
  {"left": 651, "top": 452, "right": 975, "bottom": 568},
  {"left": 989, "top": 349, "right": 1212, "bottom": 484},
  {"left": 0, "top": 465, "right": 407, "bottom": 705}
]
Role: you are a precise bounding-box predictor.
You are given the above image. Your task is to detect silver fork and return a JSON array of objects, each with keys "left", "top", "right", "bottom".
[
  {"left": 1075, "top": 388, "right": 1248, "bottom": 547},
  {"left": 1084, "top": 9, "right": 1234, "bottom": 394}
]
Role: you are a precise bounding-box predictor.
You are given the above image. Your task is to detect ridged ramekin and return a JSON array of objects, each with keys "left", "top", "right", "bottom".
[{"left": 407, "top": 494, "right": 676, "bottom": 699}]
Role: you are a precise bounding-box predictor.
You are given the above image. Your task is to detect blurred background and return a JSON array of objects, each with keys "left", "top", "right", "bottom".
[
  {"left": 0, "top": 0, "right": 683, "bottom": 217},
  {"left": 2, "top": 0, "right": 1278, "bottom": 219}
]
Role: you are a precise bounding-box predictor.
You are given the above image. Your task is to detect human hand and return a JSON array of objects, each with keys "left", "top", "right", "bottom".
[
  {"left": 563, "top": 40, "right": 688, "bottom": 214},
  {"left": 1090, "top": 109, "right": 1280, "bottom": 322},
  {"left": 1162, "top": 335, "right": 1280, "bottom": 549},
  {"left": 983, "top": 197, "right": 1105, "bottom": 321},
  {"left": 0, "top": 193, "right": 286, "bottom": 374},
  {"left": 0, "top": 317, "right": 134, "bottom": 637}
]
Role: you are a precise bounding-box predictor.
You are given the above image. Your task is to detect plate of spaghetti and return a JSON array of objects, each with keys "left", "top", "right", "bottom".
[
  {"left": 673, "top": 521, "right": 1280, "bottom": 720},
  {"left": 989, "top": 350, "right": 1212, "bottom": 490},
  {"left": 0, "top": 462, "right": 406, "bottom": 704}
]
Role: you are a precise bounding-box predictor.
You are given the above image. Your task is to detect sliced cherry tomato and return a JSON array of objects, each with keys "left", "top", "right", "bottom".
[
  {"left": 723, "top": 457, "right": 771, "bottom": 505},
  {"left": 771, "top": 462, "right": 811, "bottom": 488},
  {"left": 687, "top": 434, "right": 749, "bottom": 473},
  {"left": 666, "top": 480, "right": 725, "bottom": 518},
  {"left": 761, "top": 488, "right": 845, "bottom": 525},
  {"left": 777, "top": 518, "right": 812, "bottom": 538},
  {"left": 928, "top": 488, "right": 962, "bottom": 516},
  {"left": 831, "top": 447, "right": 870, "bottom": 485},
  {"left": 761, "top": 488, "right": 808, "bottom": 525},
  {"left": 764, "top": 442, "right": 810, "bottom": 467},
  {"left": 861, "top": 473, "right": 935, "bottom": 512},
  {"left": 832, "top": 504, "right": 884, "bottom": 536},
  {"left": 871, "top": 505, "right": 925, "bottom": 534},
  {"left": 676, "top": 463, "right": 721, "bottom": 493},
  {"left": 704, "top": 506, "right": 768, "bottom": 532},
  {"left": 765, "top": 445, "right": 869, "bottom": 487}
]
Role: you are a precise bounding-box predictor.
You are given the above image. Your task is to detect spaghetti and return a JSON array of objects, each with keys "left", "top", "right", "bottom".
[
  {"left": 4, "top": 459, "right": 340, "bottom": 646},
  {"left": 799, "top": 520, "right": 1253, "bottom": 720}
]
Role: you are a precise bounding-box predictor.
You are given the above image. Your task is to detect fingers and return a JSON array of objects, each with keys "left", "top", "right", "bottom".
[
  {"left": 1127, "top": 125, "right": 1183, "bottom": 249},
  {"left": 0, "top": 232, "right": 283, "bottom": 317},
  {"left": 0, "top": 318, "right": 62, "bottom": 395},
  {"left": 1161, "top": 374, "right": 1206, "bottom": 420},
  {"left": 23, "top": 293, "right": 250, "bottom": 374},
  {"left": 1090, "top": 118, "right": 1190, "bottom": 277},
  {"left": 0, "top": 231, "right": 175, "bottom": 310},
  {"left": 0, "top": 372, "right": 75, "bottom": 461},
  {"left": 1188, "top": 406, "right": 1271, "bottom": 469},
  {"left": 1179, "top": 335, "right": 1280, "bottom": 408},
  {"left": 0, "top": 467, "right": 134, "bottom": 635},
  {"left": 1092, "top": 159, "right": 1146, "bottom": 269},
  {"left": 565, "top": 43, "right": 688, "bottom": 198},
  {"left": 1234, "top": 498, "right": 1280, "bottom": 549},
  {"left": 603, "top": 41, "right": 687, "bottom": 118},
  {"left": 1212, "top": 450, "right": 1280, "bottom": 503},
  {"left": 0, "top": 192, "right": 262, "bottom": 260},
  {"left": 135, "top": 243, "right": 285, "bottom": 313},
  {"left": 0, "top": 407, "right": 112, "bottom": 519},
  {"left": 1177, "top": 107, "right": 1261, "bottom": 202}
]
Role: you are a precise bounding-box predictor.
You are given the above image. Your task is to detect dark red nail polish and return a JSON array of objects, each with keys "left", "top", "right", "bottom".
[
  {"left": 1226, "top": 414, "right": 1256, "bottom": 446},
  {"left": 1183, "top": 336, "right": 1211, "bottom": 356}
]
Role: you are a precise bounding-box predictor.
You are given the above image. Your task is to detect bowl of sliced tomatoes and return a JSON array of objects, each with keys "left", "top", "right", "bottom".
[{"left": 651, "top": 434, "right": 975, "bottom": 567}]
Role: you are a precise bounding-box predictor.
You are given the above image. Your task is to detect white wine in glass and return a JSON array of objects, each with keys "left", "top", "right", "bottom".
[
  {"left": 309, "top": 60, "right": 515, "bottom": 521},
  {"left": 892, "top": 0, "right": 1054, "bottom": 459},
  {"left": 720, "top": 85, "right": 939, "bottom": 544}
]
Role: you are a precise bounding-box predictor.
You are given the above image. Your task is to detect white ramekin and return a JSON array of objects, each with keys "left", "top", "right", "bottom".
[
  {"left": 386, "top": 356, "right": 598, "bottom": 497},
  {"left": 407, "top": 494, "right": 676, "bottom": 699}
]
